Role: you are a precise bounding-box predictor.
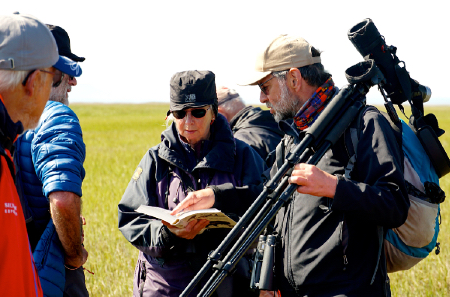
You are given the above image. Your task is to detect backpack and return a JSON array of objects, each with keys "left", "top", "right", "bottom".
[{"left": 345, "top": 105, "right": 445, "bottom": 273}]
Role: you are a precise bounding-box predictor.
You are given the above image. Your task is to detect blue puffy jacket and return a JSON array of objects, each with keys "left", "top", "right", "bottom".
[{"left": 15, "top": 100, "right": 86, "bottom": 297}]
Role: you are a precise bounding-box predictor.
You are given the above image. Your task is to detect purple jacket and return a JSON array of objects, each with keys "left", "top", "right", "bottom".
[{"left": 118, "top": 114, "right": 265, "bottom": 296}]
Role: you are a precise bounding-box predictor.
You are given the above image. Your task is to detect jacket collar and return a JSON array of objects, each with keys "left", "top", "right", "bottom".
[
  {"left": 0, "top": 95, "right": 24, "bottom": 153},
  {"left": 279, "top": 119, "right": 300, "bottom": 139},
  {"left": 158, "top": 113, "right": 236, "bottom": 173},
  {"left": 229, "top": 105, "right": 254, "bottom": 129}
]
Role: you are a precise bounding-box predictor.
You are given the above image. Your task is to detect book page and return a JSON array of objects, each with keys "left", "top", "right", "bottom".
[
  {"left": 135, "top": 205, "right": 178, "bottom": 225},
  {"left": 135, "top": 205, "right": 236, "bottom": 229}
]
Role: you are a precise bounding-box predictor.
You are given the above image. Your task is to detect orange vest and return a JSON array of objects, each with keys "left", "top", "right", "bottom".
[{"left": 0, "top": 132, "right": 43, "bottom": 296}]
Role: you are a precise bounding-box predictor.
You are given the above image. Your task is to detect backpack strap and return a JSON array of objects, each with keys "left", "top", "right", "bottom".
[
  {"left": 344, "top": 105, "right": 402, "bottom": 177},
  {"left": 343, "top": 105, "right": 390, "bottom": 285},
  {"left": 344, "top": 127, "right": 359, "bottom": 179},
  {"left": 344, "top": 105, "right": 377, "bottom": 179}
]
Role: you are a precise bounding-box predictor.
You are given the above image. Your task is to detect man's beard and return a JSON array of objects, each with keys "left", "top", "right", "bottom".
[
  {"left": 49, "top": 78, "right": 70, "bottom": 106},
  {"left": 269, "top": 78, "right": 301, "bottom": 122}
]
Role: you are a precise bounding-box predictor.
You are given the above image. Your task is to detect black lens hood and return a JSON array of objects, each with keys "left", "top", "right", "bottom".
[{"left": 345, "top": 60, "right": 380, "bottom": 85}]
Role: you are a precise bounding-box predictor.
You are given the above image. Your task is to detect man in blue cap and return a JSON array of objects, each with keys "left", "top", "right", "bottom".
[{"left": 14, "top": 25, "right": 89, "bottom": 297}]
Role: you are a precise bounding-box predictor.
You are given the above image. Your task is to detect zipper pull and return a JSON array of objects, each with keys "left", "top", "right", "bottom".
[
  {"left": 435, "top": 242, "right": 441, "bottom": 255},
  {"left": 343, "top": 255, "right": 348, "bottom": 271}
]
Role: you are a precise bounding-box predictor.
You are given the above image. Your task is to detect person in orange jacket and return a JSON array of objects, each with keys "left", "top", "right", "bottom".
[{"left": 0, "top": 12, "right": 58, "bottom": 296}]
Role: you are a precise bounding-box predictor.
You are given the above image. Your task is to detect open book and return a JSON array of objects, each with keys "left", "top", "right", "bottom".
[{"left": 135, "top": 205, "right": 236, "bottom": 229}]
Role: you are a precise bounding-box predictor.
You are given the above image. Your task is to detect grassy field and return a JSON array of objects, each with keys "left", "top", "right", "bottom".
[{"left": 73, "top": 103, "right": 450, "bottom": 296}]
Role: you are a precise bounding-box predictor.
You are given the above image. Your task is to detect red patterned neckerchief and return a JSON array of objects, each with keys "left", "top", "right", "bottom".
[{"left": 293, "top": 78, "right": 336, "bottom": 130}]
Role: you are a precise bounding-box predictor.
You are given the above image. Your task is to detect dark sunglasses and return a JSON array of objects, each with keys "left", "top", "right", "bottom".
[
  {"left": 53, "top": 71, "right": 75, "bottom": 88},
  {"left": 258, "top": 74, "right": 275, "bottom": 95},
  {"left": 172, "top": 107, "right": 210, "bottom": 119}
]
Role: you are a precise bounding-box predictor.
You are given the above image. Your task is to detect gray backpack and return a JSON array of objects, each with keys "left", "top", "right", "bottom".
[{"left": 345, "top": 105, "right": 444, "bottom": 273}]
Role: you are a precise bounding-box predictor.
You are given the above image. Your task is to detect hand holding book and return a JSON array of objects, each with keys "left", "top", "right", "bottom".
[
  {"left": 161, "top": 218, "right": 210, "bottom": 239},
  {"left": 135, "top": 205, "right": 236, "bottom": 230}
]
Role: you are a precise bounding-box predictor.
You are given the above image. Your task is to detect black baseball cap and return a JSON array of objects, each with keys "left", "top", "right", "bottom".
[
  {"left": 168, "top": 70, "right": 218, "bottom": 114},
  {"left": 47, "top": 24, "right": 85, "bottom": 62}
]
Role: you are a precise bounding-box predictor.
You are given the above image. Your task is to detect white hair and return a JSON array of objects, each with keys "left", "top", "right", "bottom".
[
  {"left": 0, "top": 70, "right": 28, "bottom": 93},
  {"left": 165, "top": 113, "right": 175, "bottom": 127}
]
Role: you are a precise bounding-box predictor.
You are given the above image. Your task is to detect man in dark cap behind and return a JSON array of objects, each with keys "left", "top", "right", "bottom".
[
  {"left": 46, "top": 25, "right": 85, "bottom": 62},
  {"left": 14, "top": 24, "right": 89, "bottom": 297},
  {"left": 217, "top": 86, "right": 283, "bottom": 163}
]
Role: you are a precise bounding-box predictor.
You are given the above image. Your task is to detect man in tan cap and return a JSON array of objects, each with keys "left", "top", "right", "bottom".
[
  {"left": 0, "top": 12, "right": 58, "bottom": 297},
  {"left": 174, "top": 34, "right": 409, "bottom": 296},
  {"left": 216, "top": 86, "right": 283, "bottom": 162},
  {"left": 238, "top": 34, "right": 408, "bottom": 296}
]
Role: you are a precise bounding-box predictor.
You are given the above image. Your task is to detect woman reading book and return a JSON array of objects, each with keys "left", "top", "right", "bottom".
[{"left": 118, "top": 70, "right": 266, "bottom": 297}]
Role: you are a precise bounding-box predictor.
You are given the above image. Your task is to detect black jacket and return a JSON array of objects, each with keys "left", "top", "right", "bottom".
[
  {"left": 271, "top": 106, "right": 409, "bottom": 297},
  {"left": 229, "top": 106, "right": 283, "bottom": 162},
  {"left": 213, "top": 105, "right": 409, "bottom": 297}
]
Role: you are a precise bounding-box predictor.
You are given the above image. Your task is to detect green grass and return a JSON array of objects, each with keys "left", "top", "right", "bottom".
[
  {"left": 73, "top": 103, "right": 450, "bottom": 296},
  {"left": 74, "top": 103, "right": 168, "bottom": 296}
]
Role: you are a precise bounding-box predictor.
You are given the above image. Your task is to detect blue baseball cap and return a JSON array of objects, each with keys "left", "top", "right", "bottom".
[{"left": 53, "top": 55, "right": 82, "bottom": 77}]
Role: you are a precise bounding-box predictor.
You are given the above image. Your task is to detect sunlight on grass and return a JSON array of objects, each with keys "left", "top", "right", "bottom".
[{"left": 73, "top": 103, "right": 450, "bottom": 296}]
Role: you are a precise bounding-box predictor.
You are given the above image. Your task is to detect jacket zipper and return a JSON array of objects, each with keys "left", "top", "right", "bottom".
[
  {"left": 341, "top": 215, "right": 349, "bottom": 271},
  {"left": 40, "top": 222, "right": 56, "bottom": 267},
  {"left": 139, "top": 261, "right": 146, "bottom": 297},
  {"left": 286, "top": 202, "right": 296, "bottom": 288}
]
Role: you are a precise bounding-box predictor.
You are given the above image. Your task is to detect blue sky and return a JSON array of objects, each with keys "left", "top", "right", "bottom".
[{"left": 5, "top": 0, "right": 449, "bottom": 106}]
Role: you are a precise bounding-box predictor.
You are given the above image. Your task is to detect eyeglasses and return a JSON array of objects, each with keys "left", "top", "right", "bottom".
[
  {"left": 172, "top": 107, "right": 210, "bottom": 119},
  {"left": 258, "top": 75, "right": 275, "bottom": 95},
  {"left": 52, "top": 71, "right": 75, "bottom": 88},
  {"left": 22, "top": 69, "right": 56, "bottom": 86}
]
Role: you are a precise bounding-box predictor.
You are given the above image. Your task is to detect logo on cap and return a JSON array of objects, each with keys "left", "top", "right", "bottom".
[
  {"left": 185, "top": 94, "right": 196, "bottom": 102},
  {"left": 70, "top": 61, "right": 81, "bottom": 75}
]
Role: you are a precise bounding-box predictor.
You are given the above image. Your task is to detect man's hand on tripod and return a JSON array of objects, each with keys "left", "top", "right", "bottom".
[{"left": 288, "top": 163, "right": 337, "bottom": 198}]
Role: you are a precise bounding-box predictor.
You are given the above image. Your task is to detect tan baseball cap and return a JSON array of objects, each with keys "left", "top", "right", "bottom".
[
  {"left": 239, "top": 34, "right": 321, "bottom": 86},
  {"left": 0, "top": 13, "right": 58, "bottom": 71}
]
